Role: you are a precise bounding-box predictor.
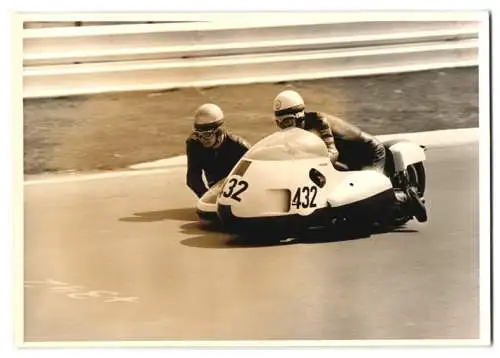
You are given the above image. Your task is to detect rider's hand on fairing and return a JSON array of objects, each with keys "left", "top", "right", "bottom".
[
  {"left": 333, "top": 161, "right": 349, "bottom": 171},
  {"left": 327, "top": 146, "right": 339, "bottom": 163}
]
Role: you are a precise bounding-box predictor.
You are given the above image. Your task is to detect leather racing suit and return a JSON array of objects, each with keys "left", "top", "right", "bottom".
[
  {"left": 186, "top": 130, "right": 251, "bottom": 198},
  {"left": 300, "top": 112, "right": 386, "bottom": 171}
]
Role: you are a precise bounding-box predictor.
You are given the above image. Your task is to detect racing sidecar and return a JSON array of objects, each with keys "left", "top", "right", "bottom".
[{"left": 196, "top": 127, "right": 426, "bottom": 235}]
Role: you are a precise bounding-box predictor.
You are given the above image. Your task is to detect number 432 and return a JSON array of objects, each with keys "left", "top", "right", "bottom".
[{"left": 291, "top": 186, "right": 318, "bottom": 209}]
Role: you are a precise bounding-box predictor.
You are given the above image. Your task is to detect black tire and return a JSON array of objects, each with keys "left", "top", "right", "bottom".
[
  {"left": 380, "top": 162, "right": 426, "bottom": 229},
  {"left": 392, "top": 215, "right": 411, "bottom": 227},
  {"left": 407, "top": 162, "right": 426, "bottom": 197},
  {"left": 377, "top": 208, "right": 411, "bottom": 229}
]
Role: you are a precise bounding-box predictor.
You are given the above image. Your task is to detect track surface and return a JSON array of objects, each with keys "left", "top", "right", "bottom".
[{"left": 24, "top": 143, "right": 479, "bottom": 342}]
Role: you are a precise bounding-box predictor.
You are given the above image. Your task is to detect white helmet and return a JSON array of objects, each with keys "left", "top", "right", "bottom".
[
  {"left": 273, "top": 90, "right": 305, "bottom": 117},
  {"left": 194, "top": 103, "right": 224, "bottom": 131}
]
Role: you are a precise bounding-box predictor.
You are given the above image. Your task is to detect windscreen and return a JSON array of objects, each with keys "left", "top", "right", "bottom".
[{"left": 244, "top": 127, "right": 329, "bottom": 161}]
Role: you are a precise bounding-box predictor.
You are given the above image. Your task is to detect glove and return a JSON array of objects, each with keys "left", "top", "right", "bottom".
[{"left": 333, "top": 161, "right": 349, "bottom": 171}]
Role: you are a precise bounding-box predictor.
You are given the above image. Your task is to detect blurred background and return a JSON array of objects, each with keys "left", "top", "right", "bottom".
[{"left": 22, "top": 14, "right": 480, "bottom": 175}]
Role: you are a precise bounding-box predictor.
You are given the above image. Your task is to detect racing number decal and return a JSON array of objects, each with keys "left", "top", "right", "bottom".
[
  {"left": 291, "top": 186, "right": 318, "bottom": 209},
  {"left": 222, "top": 178, "right": 249, "bottom": 202},
  {"left": 231, "top": 180, "right": 249, "bottom": 201}
]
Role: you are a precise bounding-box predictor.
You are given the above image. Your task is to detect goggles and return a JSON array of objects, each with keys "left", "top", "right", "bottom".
[
  {"left": 275, "top": 116, "right": 295, "bottom": 129},
  {"left": 275, "top": 110, "right": 305, "bottom": 130},
  {"left": 193, "top": 128, "right": 220, "bottom": 140}
]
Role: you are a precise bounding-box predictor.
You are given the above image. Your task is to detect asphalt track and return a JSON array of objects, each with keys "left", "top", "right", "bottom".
[{"left": 23, "top": 142, "right": 479, "bottom": 342}]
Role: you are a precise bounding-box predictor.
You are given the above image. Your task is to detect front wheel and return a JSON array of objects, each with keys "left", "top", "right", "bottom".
[
  {"left": 407, "top": 162, "right": 426, "bottom": 197},
  {"left": 391, "top": 215, "right": 412, "bottom": 228},
  {"left": 391, "top": 162, "right": 427, "bottom": 226},
  {"left": 377, "top": 206, "right": 411, "bottom": 229}
]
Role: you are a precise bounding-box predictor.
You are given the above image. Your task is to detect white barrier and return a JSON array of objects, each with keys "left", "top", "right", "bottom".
[
  {"left": 22, "top": 17, "right": 480, "bottom": 98},
  {"left": 24, "top": 22, "right": 478, "bottom": 65}
]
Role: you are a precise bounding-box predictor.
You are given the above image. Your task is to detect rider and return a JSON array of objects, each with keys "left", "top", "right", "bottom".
[
  {"left": 186, "top": 103, "right": 251, "bottom": 198},
  {"left": 272, "top": 90, "right": 427, "bottom": 222}
]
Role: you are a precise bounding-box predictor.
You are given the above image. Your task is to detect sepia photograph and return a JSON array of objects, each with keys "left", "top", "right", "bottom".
[{"left": 15, "top": 10, "right": 491, "bottom": 347}]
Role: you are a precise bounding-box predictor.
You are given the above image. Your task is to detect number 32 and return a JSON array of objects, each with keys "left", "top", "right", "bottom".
[{"left": 222, "top": 178, "right": 249, "bottom": 202}]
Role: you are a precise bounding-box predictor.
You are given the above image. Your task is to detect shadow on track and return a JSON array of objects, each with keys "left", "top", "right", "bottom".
[
  {"left": 119, "top": 208, "right": 418, "bottom": 248},
  {"left": 179, "top": 221, "right": 418, "bottom": 249},
  {"left": 178, "top": 222, "right": 237, "bottom": 249},
  {"left": 119, "top": 207, "right": 198, "bottom": 222}
]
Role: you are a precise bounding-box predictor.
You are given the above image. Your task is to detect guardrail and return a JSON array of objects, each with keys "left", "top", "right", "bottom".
[{"left": 22, "top": 16, "right": 480, "bottom": 98}]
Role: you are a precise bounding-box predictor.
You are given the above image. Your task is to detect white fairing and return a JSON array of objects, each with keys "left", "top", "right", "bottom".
[
  {"left": 389, "top": 141, "right": 426, "bottom": 172},
  {"left": 196, "top": 179, "right": 224, "bottom": 214},
  {"left": 326, "top": 170, "right": 393, "bottom": 208},
  {"left": 196, "top": 128, "right": 423, "bottom": 222},
  {"left": 216, "top": 128, "right": 351, "bottom": 218}
]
